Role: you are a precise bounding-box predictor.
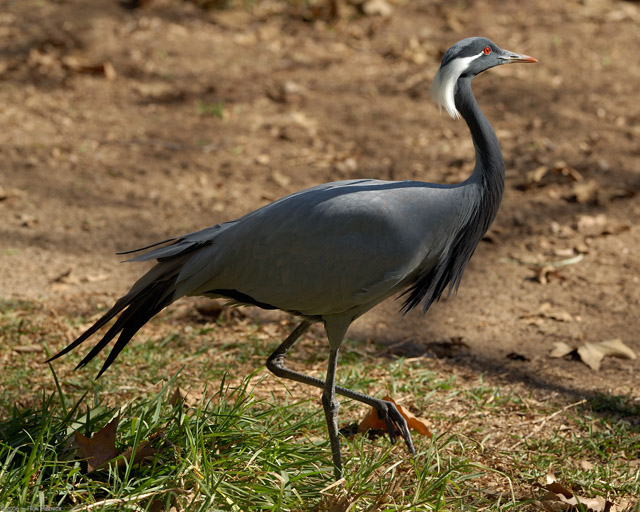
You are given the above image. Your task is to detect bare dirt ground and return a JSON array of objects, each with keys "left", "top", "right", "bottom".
[{"left": 1, "top": 0, "right": 639, "bottom": 443}]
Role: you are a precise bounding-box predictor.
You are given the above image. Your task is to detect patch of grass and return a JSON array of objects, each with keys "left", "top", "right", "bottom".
[
  {"left": 0, "top": 370, "right": 495, "bottom": 510},
  {"left": 516, "top": 405, "right": 640, "bottom": 497},
  {"left": 195, "top": 100, "right": 225, "bottom": 119},
  {"left": 0, "top": 301, "right": 638, "bottom": 509}
]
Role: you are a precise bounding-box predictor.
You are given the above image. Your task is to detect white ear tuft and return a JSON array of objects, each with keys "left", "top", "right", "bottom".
[{"left": 431, "top": 52, "right": 483, "bottom": 119}]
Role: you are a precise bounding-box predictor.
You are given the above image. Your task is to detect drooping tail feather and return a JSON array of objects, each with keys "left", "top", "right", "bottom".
[{"left": 47, "top": 260, "right": 182, "bottom": 378}]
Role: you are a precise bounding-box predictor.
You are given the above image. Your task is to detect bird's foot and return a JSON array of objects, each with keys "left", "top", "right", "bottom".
[{"left": 373, "top": 399, "right": 416, "bottom": 455}]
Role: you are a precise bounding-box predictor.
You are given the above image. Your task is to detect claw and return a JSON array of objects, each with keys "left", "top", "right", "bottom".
[
  {"left": 374, "top": 400, "right": 416, "bottom": 455},
  {"left": 383, "top": 413, "right": 397, "bottom": 444}
]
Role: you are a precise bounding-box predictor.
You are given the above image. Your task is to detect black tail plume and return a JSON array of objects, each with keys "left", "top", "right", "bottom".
[{"left": 47, "top": 263, "right": 181, "bottom": 378}]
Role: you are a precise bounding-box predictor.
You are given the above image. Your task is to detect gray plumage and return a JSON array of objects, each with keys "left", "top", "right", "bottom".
[{"left": 48, "top": 37, "right": 536, "bottom": 478}]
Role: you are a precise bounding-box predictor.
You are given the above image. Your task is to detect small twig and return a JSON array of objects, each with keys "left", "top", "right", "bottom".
[
  {"left": 320, "top": 477, "right": 346, "bottom": 494},
  {"left": 501, "top": 253, "right": 584, "bottom": 268},
  {"left": 510, "top": 399, "right": 586, "bottom": 450},
  {"left": 549, "top": 253, "right": 584, "bottom": 268},
  {"left": 72, "top": 487, "right": 188, "bottom": 511}
]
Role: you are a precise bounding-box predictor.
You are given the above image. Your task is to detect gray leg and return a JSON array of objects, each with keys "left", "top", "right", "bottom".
[
  {"left": 266, "top": 321, "right": 416, "bottom": 460},
  {"left": 322, "top": 347, "right": 343, "bottom": 478}
]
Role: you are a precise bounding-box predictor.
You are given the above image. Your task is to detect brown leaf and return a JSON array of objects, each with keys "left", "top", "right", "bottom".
[
  {"left": 537, "top": 468, "right": 618, "bottom": 511},
  {"left": 118, "top": 440, "right": 156, "bottom": 468},
  {"left": 559, "top": 165, "right": 584, "bottom": 182},
  {"left": 524, "top": 162, "right": 583, "bottom": 190},
  {"left": 580, "top": 460, "right": 594, "bottom": 471},
  {"left": 550, "top": 341, "right": 575, "bottom": 358},
  {"left": 526, "top": 165, "right": 550, "bottom": 186},
  {"left": 549, "top": 338, "right": 636, "bottom": 371},
  {"left": 600, "top": 224, "right": 631, "bottom": 236},
  {"left": 577, "top": 339, "right": 636, "bottom": 371},
  {"left": 75, "top": 416, "right": 121, "bottom": 473},
  {"left": 576, "top": 214, "right": 608, "bottom": 234},
  {"left": 577, "top": 342, "right": 606, "bottom": 371},
  {"left": 62, "top": 56, "right": 117, "bottom": 79},
  {"left": 594, "top": 338, "right": 637, "bottom": 360},
  {"left": 526, "top": 302, "right": 573, "bottom": 322},
  {"left": 358, "top": 396, "right": 432, "bottom": 438},
  {"left": 567, "top": 179, "right": 599, "bottom": 204},
  {"left": 169, "top": 387, "right": 185, "bottom": 407},
  {"left": 535, "top": 265, "right": 563, "bottom": 285},
  {"left": 358, "top": 405, "right": 383, "bottom": 433},
  {"left": 74, "top": 415, "right": 158, "bottom": 472}
]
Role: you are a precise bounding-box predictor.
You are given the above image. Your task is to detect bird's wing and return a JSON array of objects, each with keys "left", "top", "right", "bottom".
[
  {"left": 119, "top": 180, "right": 367, "bottom": 263},
  {"left": 166, "top": 179, "right": 469, "bottom": 317}
]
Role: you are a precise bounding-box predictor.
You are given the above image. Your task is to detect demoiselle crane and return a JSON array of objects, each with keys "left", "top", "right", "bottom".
[{"left": 49, "top": 37, "right": 537, "bottom": 478}]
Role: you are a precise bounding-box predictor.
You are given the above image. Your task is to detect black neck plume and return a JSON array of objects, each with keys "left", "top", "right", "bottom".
[
  {"left": 455, "top": 76, "right": 505, "bottom": 231},
  {"left": 399, "top": 76, "right": 507, "bottom": 315}
]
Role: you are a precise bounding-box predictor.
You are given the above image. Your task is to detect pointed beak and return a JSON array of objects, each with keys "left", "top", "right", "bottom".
[{"left": 501, "top": 51, "right": 538, "bottom": 64}]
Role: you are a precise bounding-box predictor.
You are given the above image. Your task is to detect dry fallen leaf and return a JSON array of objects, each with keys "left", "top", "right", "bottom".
[
  {"left": 595, "top": 339, "right": 637, "bottom": 360},
  {"left": 567, "top": 179, "right": 600, "bottom": 204},
  {"left": 577, "top": 339, "right": 636, "bottom": 371},
  {"left": 577, "top": 343, "right": 607, "bottom": 372},
  {"left": 576, "top": 213, "right": 608, "bottom": 233},
  {"left": 358, "top": 396, "right": 432, "bottom": 438},
  {"left": 526, "top": 165, "right": 550, "bottom": 186},
  {"left": 580, "top": 460, "right": 595, "bottom": 471},
  {"left": 118, "top": 440, "right": 156, "bottom": 468},
  {"left": 524, "top": 162, "right": 583, "bottom": 190},
  {"left": 75, "top": 415, "right": 157, "bottom": 472},
  {"left": 549, "top": 338, "right": 635, "bottom": 371},
  {"left": 550, "top": 341, "right": 575, "bottom": 358},
  {"left": 523, "top": 303, "right": 573, "bottom": 323},
  {"left": 75, "top": 416, "right": 121, "bottom": 473},
  {"left": 600, "top": 224, "right": 631, "bottom": 236},
  {"left": 535, "top": 265, "right": 563, "bottom": 285},
  {"left": 536, "top": 468, "right": 617, "bottom": 511},
  {"left": 167, "top": 386, "right": 204, "bottom": 408},
  {"left": 169, "top": 387, "right": 185, "bottom": 407}
]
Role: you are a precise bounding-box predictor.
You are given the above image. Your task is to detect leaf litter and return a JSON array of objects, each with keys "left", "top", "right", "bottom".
[
  {"left": 535, "top": 467, "right": 634, "bottom": 512},
  {"left": 550, "top": 338, "right": 636, "bottom": 371},
  {"left": 74, "top": 415, "right": 156, "bottom": 473},
  {"left": 358, "top": 395, "right": 432, "bottom": 438}
]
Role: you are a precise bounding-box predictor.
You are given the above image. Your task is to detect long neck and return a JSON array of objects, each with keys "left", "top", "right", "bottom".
[
  {"left": 454, "top": 77, "right": 505, "bottom": 229},
  {"left": 400, "top": 76, "right": 507, "bottom": 315}
]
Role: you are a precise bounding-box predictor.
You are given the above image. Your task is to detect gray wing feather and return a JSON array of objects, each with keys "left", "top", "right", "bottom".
[{"left": 122, "top": 224, "right": 231, "bottom": 262}]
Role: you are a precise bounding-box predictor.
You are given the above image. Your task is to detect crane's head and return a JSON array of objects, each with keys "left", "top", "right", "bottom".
[{"left": 431, "top": 37, "right": 537, "bottom": 119}]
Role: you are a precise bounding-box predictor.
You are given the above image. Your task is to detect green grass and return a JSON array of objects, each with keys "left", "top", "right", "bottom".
[
  {"left": 0, "top": 300, "right": 638, "bottom": 510},
  {"left": 0, "top": 371, "right": 488, "bottom": 510},
  {"left": 196, "top": 100, "right": 225, "bottom": 119}
]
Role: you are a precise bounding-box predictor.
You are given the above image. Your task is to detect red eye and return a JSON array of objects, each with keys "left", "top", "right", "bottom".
[{"left": 483, "top": 46, "right": 492, "bottom": 55}]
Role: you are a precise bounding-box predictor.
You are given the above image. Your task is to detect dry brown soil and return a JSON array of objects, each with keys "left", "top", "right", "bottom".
[{"left": 1, "top": 0, "right": 639, "bottom": 425}]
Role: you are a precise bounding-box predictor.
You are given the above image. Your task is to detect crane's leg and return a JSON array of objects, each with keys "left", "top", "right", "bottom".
[
  {"left": 322, "top": 347, "right": 342, "bottom": 479},
  {"left": 266, "top": 321, "right": 415, "bottom": 464}
]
